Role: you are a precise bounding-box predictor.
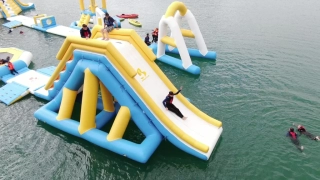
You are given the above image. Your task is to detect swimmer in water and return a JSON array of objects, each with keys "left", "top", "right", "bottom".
[
  {"left": 286, "top": 127, "right": 304, "bottom": 151},
  {"left": 293, "top": 123, "right": 320, "bottom": 141}
]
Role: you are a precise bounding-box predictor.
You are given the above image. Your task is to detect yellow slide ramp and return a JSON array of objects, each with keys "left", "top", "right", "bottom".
[
  {"left": 0, "top": 2, "right": 11, "bottom": 18},
  {"left": 45, "top": 26, "right": 222, "bottom": 159},
  {"left": 0, "top": 0, "right": 22, "bottom": 18},
  {"left": 77, "top": 14, "right": 91, "bottom": 27}
]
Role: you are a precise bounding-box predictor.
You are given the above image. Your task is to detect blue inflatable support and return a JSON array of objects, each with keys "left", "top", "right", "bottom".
[{"left": 34, "top": 50, "right": 162, "bottom": 163}]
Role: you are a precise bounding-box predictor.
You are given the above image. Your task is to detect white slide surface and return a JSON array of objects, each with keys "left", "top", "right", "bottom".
[{"left": 109, "top": 39, "right": 222, "bottom": 158}]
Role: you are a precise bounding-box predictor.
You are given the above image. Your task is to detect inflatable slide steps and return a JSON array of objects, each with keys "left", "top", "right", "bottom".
[
  {"left": 46, "top": 59, "right": 79, "bottom": 99},
  {"left": 6, "top": 0, "right": 22, "bottom": 14},
  {"left": 0, "top": 2, "right": 12, "bottom": 18},
  {"left": 77, "top": 14, "right": 91, "bottom": 27},
  {"left": 0, "top": 0, "right": 22, "bottom": 18},
  {"left": 0, "top": 0, "right": 34, "bottom": 19}
]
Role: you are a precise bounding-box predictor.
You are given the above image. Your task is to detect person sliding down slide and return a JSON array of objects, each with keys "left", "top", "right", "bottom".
[
  {"left": 286, "top": 128, "right": 304, "bottom": 151},
  {"left": 162, "top": 86, "right": 187, "bottom": 120},
  {"left": 293, "top": 123, "right": 320, "bottom": 141}
]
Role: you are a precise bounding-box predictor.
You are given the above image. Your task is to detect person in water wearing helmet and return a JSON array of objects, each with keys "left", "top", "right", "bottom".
[
  {"left": 293, "top": 123, "right": 320, "bottom": 141},
  {"left": 162, "top": 86, "right": 187, "bottom": 120},
  {"left": 286, "top": 127, "right": 304, "bottom": 151}
]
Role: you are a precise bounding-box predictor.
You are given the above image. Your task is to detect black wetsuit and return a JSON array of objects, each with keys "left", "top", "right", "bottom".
[
  {"left": 80, "top": 28, "right": 91, "bottom": 38},
  {"left": 162, "top": 90, "right": 184, "bottom": 118},
  {"left": 298, "top": 126, "right": 317, "bottom": 140},
  {"left": 144, "top": 36, "right": 151, "bottom": 46},
  {"left": 287, "top": 131, "right": 302, "bottom": 149}
]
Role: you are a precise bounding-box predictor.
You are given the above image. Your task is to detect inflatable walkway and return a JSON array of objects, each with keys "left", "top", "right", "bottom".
[
  {"left": 34, "top": 26, "right": 223, "bottom": 163},
  {"left": 0, "top": 0, "right": 34, "bottom": 19}
]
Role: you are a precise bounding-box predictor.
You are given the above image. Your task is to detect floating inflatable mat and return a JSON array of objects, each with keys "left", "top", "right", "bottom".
[
  {"left": 2, "top": 20, "right": 23, "bottom": 28},
  {"left": 0, "top": 82, "right": 29, "bottom": 105}
]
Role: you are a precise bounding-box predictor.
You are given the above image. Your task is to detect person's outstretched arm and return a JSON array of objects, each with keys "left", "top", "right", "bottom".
[
  {"left": 173, "top": 86, "right": 183, "bottom": 95},
  {"left": 173, "top": 90, "right": 181, "bottom": 95}
]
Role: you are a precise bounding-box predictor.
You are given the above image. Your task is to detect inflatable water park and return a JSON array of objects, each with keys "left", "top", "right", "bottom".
[{"left": 0, "top": 0, "right": 222, "bottom": 163}]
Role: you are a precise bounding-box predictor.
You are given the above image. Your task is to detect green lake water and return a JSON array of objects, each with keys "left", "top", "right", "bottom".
[{"left": 1, "top": 0, "right": 320, "bottom": 179}]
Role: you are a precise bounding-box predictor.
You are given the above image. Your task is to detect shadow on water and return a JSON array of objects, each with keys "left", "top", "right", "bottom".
[
  {"left": 35, "top": 119, "right": 144, "bottom": 160},
  {"left": 33, "top": 95, "right": 49, "bottom": 104},
  {"left": 35, "top": 114, "right": 165, "bottom": 179},
  {"left": 208, "top": 137, "right": 223, "bottom": 161},
  {"left": 34, "top": 99, "right": 147, "bottom": 152},
  {"left": 33, "top": 97, "right": 215, "bottom": 178},
  {"left": 28, "top": 61, "right": 35, "bottom": 69}
]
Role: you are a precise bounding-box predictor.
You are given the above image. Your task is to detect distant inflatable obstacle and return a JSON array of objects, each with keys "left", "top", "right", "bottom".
[
  {"left": 0, "top": 0, "right": 35, "bottom": 19},
  {"left": 70, "top": 0, "right": 121, "bottom": 30},
  {"left": 0, "top": 47, "right": 55, "bottom": 105},
  {"left": 150, "top": 1, "right": 217, "bottom": 75}
]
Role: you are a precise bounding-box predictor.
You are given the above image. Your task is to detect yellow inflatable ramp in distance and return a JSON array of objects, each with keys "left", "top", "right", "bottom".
[{"left": 77, "top": 14, "right": 91, "bottom": 27}]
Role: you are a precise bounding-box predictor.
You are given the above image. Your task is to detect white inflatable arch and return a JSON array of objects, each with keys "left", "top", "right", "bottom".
[{"left": 157, "top": 1, "right": 209, "bottom": 69}]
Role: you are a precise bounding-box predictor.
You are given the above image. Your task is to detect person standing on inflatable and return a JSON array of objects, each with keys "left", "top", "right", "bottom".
[
  {"left": 6, "top": 62, "right": 19, "bottom": 75},
  {"left": 162, "top": 86, "right": 187, "bottom": 120},
  {"left": 144, "top": 33, "right": 151, "bottom": 46},
  {"left": 80, "top": 24, "right": 91, "bottom": 39},
  {"left": 286, "top": 127, "right": 304, "bottom": 151},
  {"left": 152, "top": 28, "right": 158, "bottom": 43}
]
